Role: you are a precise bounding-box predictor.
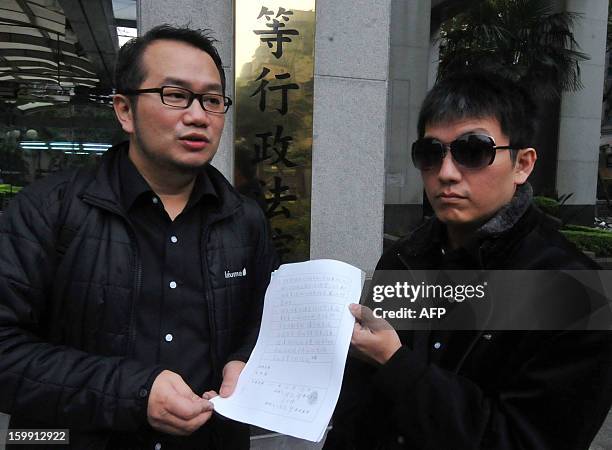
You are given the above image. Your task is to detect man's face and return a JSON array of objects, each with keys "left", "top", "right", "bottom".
[
  {"left": 421, "top": 117, "right": 524, "bottom": 231},
  {"left": 121, "top": 39, "right": 225, "bottom": 173}
]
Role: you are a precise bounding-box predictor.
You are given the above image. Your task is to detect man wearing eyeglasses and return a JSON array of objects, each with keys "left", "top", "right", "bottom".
[
  {"left": 0, "top": 25, "right": 277, "bottom": 449},
  {"left": 324, "top": 72, "right": 612, "bottom": 449}
]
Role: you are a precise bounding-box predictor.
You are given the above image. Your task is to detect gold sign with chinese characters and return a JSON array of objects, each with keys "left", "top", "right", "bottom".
[{"left": 234, "top": 1, "right": 315, "bottom": 263}]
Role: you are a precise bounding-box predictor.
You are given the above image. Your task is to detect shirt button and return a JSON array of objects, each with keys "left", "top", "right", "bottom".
[
  {"left": 397, "top": 435, "right": 405, "bottom": 444},
  {"left": 138, "top": 388, "right": 148, "bottom": 398},
  {"left": 170, "top": 235, "right": 178, "bottom": 243},
  {"left": 152, "top": 196, "right": 159, "bottom": 204},
  {"left": 169, "top": 281, "right": 177, "bottom": 289},
  {"left": 154, "top": 443, "right": 162, "bottom": 450},
  {"left": 433, "top": 342, "right": 442, "bottom": 350},
  {"left": 165, "top": 334, "right": 173, "bottom": 342}
]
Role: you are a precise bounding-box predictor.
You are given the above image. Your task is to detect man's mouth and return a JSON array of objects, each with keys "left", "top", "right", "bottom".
[
  {"left": 179, "top": 134, "right": 210, "bottom": 150},
  {"left": 438, "top": 191, "right": 466, "bottom": 199},
  {"left": 180, "top": 134, "right": 209, "bottom": 143}
]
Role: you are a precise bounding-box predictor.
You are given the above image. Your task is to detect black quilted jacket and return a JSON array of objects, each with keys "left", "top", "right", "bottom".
[
  {"left": 326, "top": 190, "right": 612, "bottom": 450},
  {"left": 0, "top": 143, "right": 278, "bottom": 448}
]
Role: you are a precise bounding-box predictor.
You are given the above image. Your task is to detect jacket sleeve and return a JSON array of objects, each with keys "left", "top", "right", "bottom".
[
  {"left": 372, "top": 330, "right": 612, "bottom": 450},
  {"left": 0, "top": 182, "right": 164, "bottom": 431},
  {"left": 225, "top": 202, "right": 279, "bottom": 364}
]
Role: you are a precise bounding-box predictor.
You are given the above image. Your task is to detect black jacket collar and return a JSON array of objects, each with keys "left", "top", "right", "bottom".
[
  {"left": 397, "top": 183, "right": 537, "bottom": 267},
  {"left": 81, "top": 141, "right": 243, "bottom": 221}
]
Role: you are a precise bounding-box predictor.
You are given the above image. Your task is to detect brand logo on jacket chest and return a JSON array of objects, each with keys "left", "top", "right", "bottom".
[{"left": 225, "top": 268, "right": 247, "bottom": 279}]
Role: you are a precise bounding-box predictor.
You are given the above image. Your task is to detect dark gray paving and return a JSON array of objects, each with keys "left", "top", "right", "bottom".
[
  {"left": 250, "top": 429, "right": 327, "bottom": 450},
  {"left": 591, "top": 407, "right": 612, "bottom": 450},
  {"left": 0, "top": 413, "right": 8, "bottom": 450}
]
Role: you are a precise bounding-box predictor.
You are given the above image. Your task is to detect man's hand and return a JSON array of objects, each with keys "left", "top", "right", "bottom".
[
  {"left": 349, "top": 303, "right": 402, "bottom": 365},
  {"left": 219, "top": 360, "right": 246, "bottom": 398},
  {"left": 147, "top": 370, "right": 214, "bottom": 435}
]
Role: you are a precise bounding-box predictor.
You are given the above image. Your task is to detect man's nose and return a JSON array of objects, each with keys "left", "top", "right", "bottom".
[
  {"left": 183, "top": 99, "right": 212, "bottom": 126},
  {"left": 437, "top": 150, "right": 462, "bottom": 183}
]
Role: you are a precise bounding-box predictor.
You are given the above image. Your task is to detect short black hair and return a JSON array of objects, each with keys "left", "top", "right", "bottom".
[
  {"left": 417, "top": 71, "right": 537, "bottom": 151},
  {"left": 114, "top": 24, "right": 226, "bottom": 94}
]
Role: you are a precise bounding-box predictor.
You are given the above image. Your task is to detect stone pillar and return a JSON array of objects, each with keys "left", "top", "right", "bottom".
[
  {"left": 138, "top": 0, "right": 234, "bottom": 178},
  {"left": 384, "top": 0, "right": 432, "bottom": 236},
  {"left": 556, "top": 0, "right": 608, "bottom": 224},
  {"left": 140, "top": 0, "right": 389, "bottom": 273},
  {"left": 309, "top": 0, "right": 391, "bottom": 273},
  {"left": 0, "top": 412, "right": 8, "bottom": 450}
]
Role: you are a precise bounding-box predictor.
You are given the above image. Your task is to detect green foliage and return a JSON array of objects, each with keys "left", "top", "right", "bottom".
[
  {"left": 439, "top": 0, "right": 588, "bottom": 99},
  {"left": 0, "top": 184, "right": 22, "bottom": 194},
  {"left": 533, "top": 195, "right": 560, "bottom": 217},
  {"left": 533, "top": 197, "right": 612, "bottom": 256},
  {"left": 561, "top": 228, "right": 612, "bottom": 257},
  {"left": 563, "top": 224, "right": 612, "bottom": 235},
  {"left": 533, "top": 193, "right": 576, "bottom": 225}
]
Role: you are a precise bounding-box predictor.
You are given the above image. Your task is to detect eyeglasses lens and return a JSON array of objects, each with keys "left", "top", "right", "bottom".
[
  {"left": 161, "top": 87, "right": 191, "bottom": 107},
  {"left": 412, "top": 135, "right": 495, "bottom": 170},
  {"left": 451, "top": 135, "right": 495, "bottom": 169},
  {"left": 412, "top": 139, "right": 444, "bottom": 170}
]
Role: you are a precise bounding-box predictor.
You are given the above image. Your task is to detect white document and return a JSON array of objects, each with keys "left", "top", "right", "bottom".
[{"left": 211, "top": 259, "right": 364, "bottom": 442}]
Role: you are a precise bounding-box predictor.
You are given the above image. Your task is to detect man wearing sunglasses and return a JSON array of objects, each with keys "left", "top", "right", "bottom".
[
  {"left": 0, "top": 25, "right": 277, "bottom": 449},
  {"left": 325, "top": 72, "right": 612, "bottom": 449}
]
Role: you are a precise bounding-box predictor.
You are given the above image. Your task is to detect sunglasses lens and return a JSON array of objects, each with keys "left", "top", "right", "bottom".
[
  {"left": 412, "top": 139, "right": 445, "bottom": 170},
  {"left": 451, "top": 135, "right": 495, "bottom": 169}
]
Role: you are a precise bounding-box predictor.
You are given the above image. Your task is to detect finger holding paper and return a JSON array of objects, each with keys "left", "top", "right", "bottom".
[
  {"left": 202, "top": 390, "right": 218, "bottom": 400},
  {"left": 147, "top": 370, "right": 214, "bottom": 435},
  {"left": 220, "top": 360, "right": 246, "bottom": 397},
  {"left": 349, "top": 303, "right": 401, "bottom": 365}
]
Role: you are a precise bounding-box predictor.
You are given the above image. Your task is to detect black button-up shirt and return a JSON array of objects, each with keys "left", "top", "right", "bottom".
[{"left": 119, "top": 150, "right": 218, "bottom": 397}]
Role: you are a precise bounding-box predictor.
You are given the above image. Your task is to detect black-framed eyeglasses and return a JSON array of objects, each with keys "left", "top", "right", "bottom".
[
  {"left": 411, "top": 134, "right": 521, "bottom": 171},
  {"left": 117, "top": 85, "right": 233, "bottom": 114}
]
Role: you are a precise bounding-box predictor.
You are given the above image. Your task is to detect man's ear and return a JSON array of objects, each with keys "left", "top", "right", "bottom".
[
  {"left": 513, "top": 147, "right": 537, "bottom": 185},
  {"left": 113, "top": 94, "right": 135, "bottom": 134}
]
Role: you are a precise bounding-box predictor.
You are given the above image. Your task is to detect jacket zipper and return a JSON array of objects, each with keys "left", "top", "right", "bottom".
[
  {"left": 200, "top": 223, "right": 219, "bottom": 386},
  {"left": 201, "top": 203, "right": 243, "bottom": 389},
  {"left": 81, "top": 194, "right": 142, "bottom": 357}
]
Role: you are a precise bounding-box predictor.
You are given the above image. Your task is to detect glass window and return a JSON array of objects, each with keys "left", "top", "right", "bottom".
[{"left": 0, "top": 0, "right": 136, "bottom": 214}]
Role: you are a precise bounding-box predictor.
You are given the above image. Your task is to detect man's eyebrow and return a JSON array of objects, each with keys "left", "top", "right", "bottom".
[
  {"left": 161, "top": 77, "right": 223, "bottom": 92},
  {"left": 425, "top": 128, "right": 492, "bottom": 139},
  {"left": 463, "top": 128, "right": 490, "bottom": 135}
]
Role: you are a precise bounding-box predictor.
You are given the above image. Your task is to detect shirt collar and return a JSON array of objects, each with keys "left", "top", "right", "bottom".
[{"left": 119, "top": 146, "right": 219, "bottom": 212}]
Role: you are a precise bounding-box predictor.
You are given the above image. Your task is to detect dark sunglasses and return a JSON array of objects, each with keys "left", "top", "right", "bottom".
[{"left": 411, "top": 134, "right": 521, "bottom": 170}]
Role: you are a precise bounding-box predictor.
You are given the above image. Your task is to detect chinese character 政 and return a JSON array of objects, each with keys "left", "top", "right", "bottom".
[{"left": 253, "top": 125, "right": 297, "bottom": 167}]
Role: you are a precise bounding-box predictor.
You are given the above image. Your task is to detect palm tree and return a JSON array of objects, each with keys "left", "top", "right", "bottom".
[
  {"left": 434, "top": 0, "right": 592, "bottom": 198},
  {"left": 438, "top": 0, "right": 588, "bottom": 100}
]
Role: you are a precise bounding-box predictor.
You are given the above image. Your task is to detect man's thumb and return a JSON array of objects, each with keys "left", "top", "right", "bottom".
[
  {"left": 220, "top": 380, "right": 234, "bottom": 397},
  {"left": 349, "top": 303, "right": 362, "bottom": 321}
]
